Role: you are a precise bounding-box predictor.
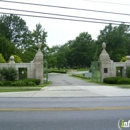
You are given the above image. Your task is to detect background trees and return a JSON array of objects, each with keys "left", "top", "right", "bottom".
[
  {"left": 95, "top": 24, "right": 130, "bottom": 61},
  {"left": 0, "top": 14, "right": 48, "bottom": 62},
  {"left": 0, "top": 14, "right": 130, "bottom": 68}
]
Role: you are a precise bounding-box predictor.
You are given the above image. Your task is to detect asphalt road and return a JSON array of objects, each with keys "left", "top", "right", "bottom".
[
  {"left": 48, "top": 73, "right": 100, "bottom": 86},
  {"left": 0, "top": 73, "right": 130, "bottom": 130},
  {"left": 0, "top": 97, "right": 130, "bottom": 130}
]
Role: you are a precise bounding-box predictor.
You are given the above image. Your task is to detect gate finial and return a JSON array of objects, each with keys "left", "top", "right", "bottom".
[{"left": 102, "top": 42, "right": 106, "bottom": 49}]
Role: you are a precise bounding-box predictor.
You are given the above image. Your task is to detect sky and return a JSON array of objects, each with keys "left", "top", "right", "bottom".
[{"left": 0, "top": 0, "right": 130, "bottom": 47}]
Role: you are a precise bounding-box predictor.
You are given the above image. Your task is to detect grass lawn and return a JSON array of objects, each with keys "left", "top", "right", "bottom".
[
  {"left": 76, "top": 68, "right": 89, "bottom": 71},
  {"left": 0, "top": 81, "right": 52, "bottom": 92},
  {"left": 71, "top": 74, "right": 130, "bottom": 89},
  {"left": 70, "top": 74, "right": 91, "bottom": 82},
  {"left": 111, "top": 84, "right": 130, "bottom": 89}
]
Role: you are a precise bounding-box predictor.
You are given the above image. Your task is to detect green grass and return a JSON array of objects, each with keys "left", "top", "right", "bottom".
[
  {"left": 71, "top": 74, "right": 130, "bottom": 88},
  {"left": 70, "top": 74, "right": 91, "bottom": 82},
  {"left": 0, "top": 81, "right": 52, "bottom": 92},
  {"left": 76, "top": 68, "right": 89, "bottom": 71},
  {"left": 115, "top": 85, "right": 130, "bottom": 88}
]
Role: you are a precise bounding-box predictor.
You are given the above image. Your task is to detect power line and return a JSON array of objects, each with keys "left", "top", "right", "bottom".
[
  {"left": 83, "top": 0, "right": 130, "bottom": 6},
  {"left": 0, "top": 0, "right": 130, "bottom": 16},
  {"left": 0, "top": 11, "right": 128, "bottom": 25},
  {"left": 0, "top": 7, "right": 130, "bottom": 24}
]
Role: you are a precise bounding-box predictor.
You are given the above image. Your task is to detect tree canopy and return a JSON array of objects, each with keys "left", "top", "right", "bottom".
[{"left": 1, "top": 14, "right": 130, "bottom": 68}]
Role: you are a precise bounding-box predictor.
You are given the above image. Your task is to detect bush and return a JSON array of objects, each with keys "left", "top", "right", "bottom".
[
  {"left": 117, "top": 78, "right": 130, "bottom": 84},
  {"left": 0, "top": 53, "right": 6, "bottom": 63},
  {"left": 23, "top": 78, "right": 41, "bottom": 85},
  {"left": 27, "top": 82, "right": 36, "bottom": 86},
  {"left": 0, "top": 81, "right": 11, "bottom": 86},
  {"left": 0, "top": 78, "right": 40, "bottom": 86},
  {"left": 0, "top": 67, "right": 18, "bottom": 81},
  {"left": 103, "top": 77, "right": 130, "bottom": 84},
  {"left": 12, "top": 55, "right": 22, "bottom": 63},
  {"left": 103, "top": 77, "right": 122, "bottom": 84},
  {"left": 48, "top": 69, "right": 67, "bottom": 73},
  {"left": 126, "top": 67, "right": 130, "bottom": 78},
  {"left": 11, "top": 80, "right": 26, "bottom": 86}
]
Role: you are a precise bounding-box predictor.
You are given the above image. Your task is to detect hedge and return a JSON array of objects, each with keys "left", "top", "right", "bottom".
[
  {"left": 103, "top": 77, "right": 130, "bottom": 84},
  {"left": 0, "top": 78, "right": 41, "bottom": 86}
]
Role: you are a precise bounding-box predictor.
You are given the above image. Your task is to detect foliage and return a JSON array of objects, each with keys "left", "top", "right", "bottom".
[
  {"left": 0, "top": 35, "right": 16, "bottom": 61},
  {"left": 23, "top": 78, "right": 41, "bottom": 85},
  {"left": 117, "top": 78, "right": 130, "bottom": 84},
  {"left": 126, "top": 67, "right": 130, "bottom": 78},
  {"left": 69, "top": 32, "right": 94, "bottom": 67},
  {"left": 0, "top": 67, "right": 18, "bottom": 81},
  {"left": 0, "top": 14, "right": 30, "bottom": 49},
  {"left": 0, "top": 78, "right": 40, "bottom": 86},
  {"left": 11, "top": 80, "right": 26, "bottom": 86},
  {"left": 48, "top": 68, "right": 67, "bottom": 73},
  {"left": 0, "top": 53, "right": 6, "bottom": 63},
  {"left": 0, "top": 14, "right": 48, "bottom": 63},
  {"left": 96, "top": 24, "right": 130, "bottom": 61},
  {"left": 103, "top": 77, "right": 130, "bottom": 84},
  {"left": 120, "top": 56, "right": 126, "bottom": 62},
  {"left": 31, "top": 23, "right": 49, "bottom": 55},
  {"left": 72, "top": 74, "right": 89, "bottom": 79},
  {"left": 12, "top": 55, "right": 22, "bottom": 63}
]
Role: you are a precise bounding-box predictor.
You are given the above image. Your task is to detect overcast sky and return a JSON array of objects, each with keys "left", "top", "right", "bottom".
[{"left": 0, "top": 0, "right": 130, "bottom": 47}]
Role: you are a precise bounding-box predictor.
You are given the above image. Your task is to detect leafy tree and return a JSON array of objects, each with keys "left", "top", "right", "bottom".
[
  {"left": 47, "top": 45, "right": 60, "bottom": 68},
  {"left": 120, "top": 56, "right": 126, "bottom": 62},
  {"left": 12, "top": 55, "right": 22, "bottom": 63},
  {"left": 96, "top": 24, "right": 130, "bottom": 61},
  {"left": 0, "top": 35, "right": 15, "bottom": 61},
  {"left": 69, "top": 32, "right": 94, "bottom": 67},
  {"left": 0, "top": 53, "right": 6, "bottom": 63},
  {"left": 0, "top": 14, "right": 31, "bottom": 49},
  {"left": 32, "top": 23, "right": 49, "bottom": 55}
]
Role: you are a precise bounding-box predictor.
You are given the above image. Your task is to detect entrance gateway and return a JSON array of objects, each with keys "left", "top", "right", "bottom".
[
  {"left": 0, "top": 43, "right": 44, "bottom": 84},
  {"left": 99, "top": 42, "right": 130, "bottom": 82}
]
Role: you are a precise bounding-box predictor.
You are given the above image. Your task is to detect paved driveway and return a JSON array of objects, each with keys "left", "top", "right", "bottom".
[
  {"left": 48, "top": 73, "right": 100, "bottom": 86},
  {"left": 41, "top": 73, "right": 130, "bottom": 97}
]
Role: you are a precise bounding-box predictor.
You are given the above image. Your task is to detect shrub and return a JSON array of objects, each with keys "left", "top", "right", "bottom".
[
  {"left": 104, "top": 77, "right": 130, "bottom": 84},
  {"left": 27, "top": 82, "right": 36, "bottom": 86},
  {"left": 23, "top": 78, "right": 41, "bottom": 85},
  {"left": 48, "top": 69, "right": 67, "bottom": 73},
  {"left": 0, "top": 67, "right": 18, "bottom": 81},
  {"left": 0, "top": 81, "right": 4, "bottom": 86},
  {"left": 117, "top": 78, "right": 130, "bottom": 84},
  {"left": 11, "top": 80, "right": 26, "bottom": 86},
  {"left": 0, "top": 81, "right": 11, "bottom": 86},
  {"left": 103, "top": 77, "right": 122, "bottom": 84},
  {"left": 12, "top": 55, "right": 22, "bottom": 63},
  {"left": 0, "top": 53, "right": 6, "bottom": 63},
  {"left": 126, "top": 67, "right": 130, "bottom": 78}
]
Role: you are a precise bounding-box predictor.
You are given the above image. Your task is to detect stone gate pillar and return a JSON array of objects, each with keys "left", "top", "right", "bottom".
[
  {"left": 34, "top": 43, "right": 44, "bottom": 84},
  {"left": 99, "top": 42, "right": 114, "bottom": 82}
]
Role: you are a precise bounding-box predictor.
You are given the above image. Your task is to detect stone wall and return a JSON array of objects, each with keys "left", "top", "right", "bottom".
[
  {"left": 0, "top": 43, "right": 44, "bottom": 84},
  {"left": 100, "top": 42, "right": 130, "bottom": 82}
]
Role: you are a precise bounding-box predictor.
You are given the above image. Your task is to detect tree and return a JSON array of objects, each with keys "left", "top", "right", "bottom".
[
  {"left": 12, "top": 55, "right": 22, "bottom": 63},
  {"left": 0, "top": 14, "right": 30, "bottom": 49},
  {"left": 32, "top": 23, "right": 49, "bottom": 55},
  {"left": 69, "top": 32, "right": 94, "bottom": 67},
  {"left": 0, "top": 53, "right": 6, "bottom": 63},
  {"left": 120, "top": 56, "right": 126, "bottom": 62},
  {"left": 0, "top": 35, "right": 15, "bottom": 61},
  {"left": 96, "top": 24, "right": 130, "bottom": 61}
]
